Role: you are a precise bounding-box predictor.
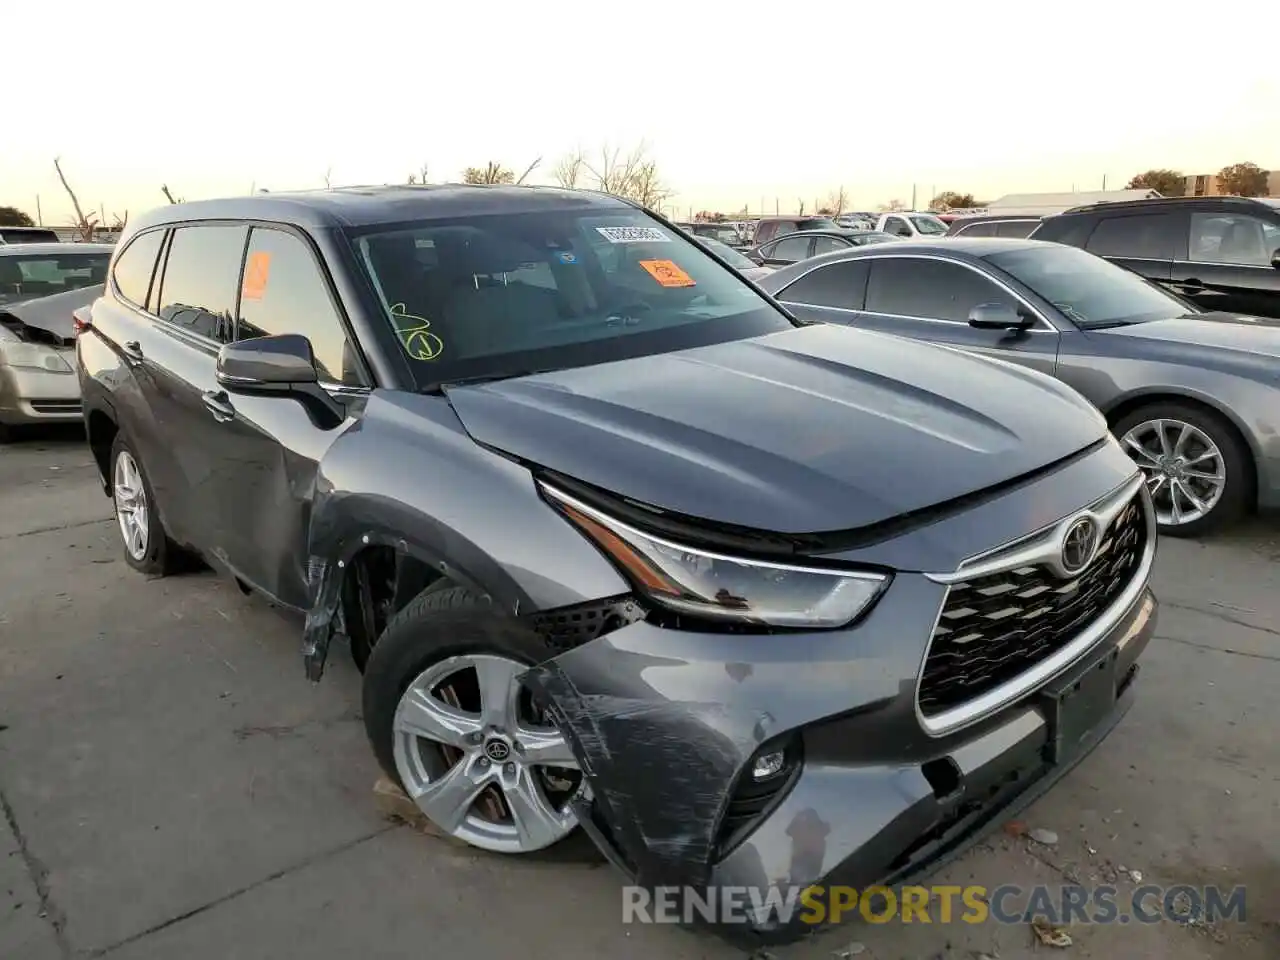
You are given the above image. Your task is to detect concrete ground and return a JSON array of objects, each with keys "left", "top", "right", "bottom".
[{"left": 1, "top": 430, "right": 1277, "bottom": 960}]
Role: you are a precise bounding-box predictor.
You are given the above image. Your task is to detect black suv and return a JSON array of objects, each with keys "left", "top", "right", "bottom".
[
  {"left": 76, "top": 186, "right": 1155, "bottom": 944},
  {"left": 1031, "top": 196, "right": 1280, "bottom": 318}
]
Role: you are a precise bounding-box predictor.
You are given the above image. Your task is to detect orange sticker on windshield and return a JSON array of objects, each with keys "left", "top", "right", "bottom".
[
  {"left": 638, "top": 259, "right": 695, "bottom": 288},
  {"left": 241, "top": 251, "right": 272, "bottom": 301}
]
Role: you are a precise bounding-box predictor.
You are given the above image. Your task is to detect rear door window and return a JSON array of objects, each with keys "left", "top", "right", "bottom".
[
  {"left": 956, "top": 222, "right": 998, "bottom": 237},
  {"left": 236, "top": 227, "right": 364, "bottom": 385},
  {"left": 995, "top": 220, "right": 1038, "bottom": 238},
  {"left": 111, "top": 230, "right": 165, "bottom": 308},
  {"left": 770, "top": 235, "right": 813, "bottom": 262},
  {"left": 1084, "top": 214, "right": 1177, "bottom": 260},
  {"left": 155, "top": 224, "right": 248, "bottom": 342},
  {"left": 777, "top": 260, "right": 870, "bottom": 309},
  {"left": 810, "top": 235, "right": 850, "bottom": 256}
]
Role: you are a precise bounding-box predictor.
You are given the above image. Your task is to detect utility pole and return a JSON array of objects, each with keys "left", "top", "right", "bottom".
[
  {"left": 1102, "top": 174, "right": 1108, "bottom": 190},
  {"left": 775, "top": 197, "right": 779, "bottom": 214},
  {"left": 911, "top": 184, "right": 917, "bottom": 210},
  {"left": 35, "top": 195, "right": 42, "bottom": 225}
]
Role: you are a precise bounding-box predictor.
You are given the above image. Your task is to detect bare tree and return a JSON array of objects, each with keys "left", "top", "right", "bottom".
[
  {"left": 53, "top": 157, "right": 97, "bottom": 241},
  {"left": 797, "top": 199, "right": 807, "bottom": 216},
  {"left": 323, "top": 166, "right": 333, "bottom": 189},
  {"left": 553, "top": 150, "right": 585, "bottom": 189},
  {"left": 514, "top": 156, "right": 541, "bottom": 186},
  {"left": 878, "top": 198, "right": 906, "bottom": 212},
  {"left": 823, "top": 186, "right": 848, "bottom": 215},
  {"left": 462, "top": 162, "right": 516, "bottom": 185},
  {"left": 161, "top": 184, "right": 183, "bottom": 204},
  {"left": 407, "top": 162, "right": 430, "bottom": 185},
  {"left": 583, "top": 142, "right": 672, "bottom": 208}
]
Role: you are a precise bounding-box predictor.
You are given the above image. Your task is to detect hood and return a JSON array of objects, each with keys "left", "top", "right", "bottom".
[
  {"left": 1094, "top": 311, "right": 1280, "bottom": 360},
  {"left": 444, "top": 324, "right": 1106, "bottom": 534},
  {"left": 0, "top": 284, "right": 102, "bottom": 343}
]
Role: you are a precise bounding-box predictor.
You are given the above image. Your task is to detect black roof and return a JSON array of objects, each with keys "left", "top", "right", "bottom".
[
  {"left": 1057, "top": 195, "right": 1278, "bottom": 217},
  {"left": 127, "top": 184, "right": 633, "bottom": 235}
]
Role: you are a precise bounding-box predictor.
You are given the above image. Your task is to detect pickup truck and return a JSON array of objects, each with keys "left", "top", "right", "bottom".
[{"left": 874, "top": 212, "right": 949, "bottom": 240}]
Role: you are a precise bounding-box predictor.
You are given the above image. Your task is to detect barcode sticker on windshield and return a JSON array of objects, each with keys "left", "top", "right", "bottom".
[{"left": 595, "top": 226, "right": 670, "bottom": 244}]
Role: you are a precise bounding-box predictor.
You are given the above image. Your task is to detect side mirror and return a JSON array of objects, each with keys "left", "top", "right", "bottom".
[
  {"left": 216, "top": 333, "right": 318, "bottom": 390},
  {"left": 1271, "top": 248, "right": 1280, "bottom": 270},
  {"left": 968, "top": 302, "right": 1034, "bottom": 330}
]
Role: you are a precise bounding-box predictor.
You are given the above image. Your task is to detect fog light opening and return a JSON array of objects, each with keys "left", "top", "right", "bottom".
[{"left": 751, "top": 750, "right": 787, "bottom": 781}]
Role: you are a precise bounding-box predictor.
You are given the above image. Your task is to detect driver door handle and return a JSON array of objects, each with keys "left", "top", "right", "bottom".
[{"left": 201, "top": 389, "right": 236, "bottom": 423}]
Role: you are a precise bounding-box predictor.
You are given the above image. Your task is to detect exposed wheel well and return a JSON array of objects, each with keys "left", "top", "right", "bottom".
[
  {"left": 87, "top": 409, "right": 118, "bottom": 487},
  {"left": 339, "top": 545, "right": 442, "bottom": 664},
  {"left": 1104, "top": 392, "right": 1258, "bottom": 510}
]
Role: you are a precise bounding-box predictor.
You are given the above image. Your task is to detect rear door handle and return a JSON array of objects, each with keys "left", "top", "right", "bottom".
[
  {"left": 122, "top": 340, "right": 144, "bottom": 361},
  {"left": 201, "top": 390, "right": 236, "bottom": 423}
]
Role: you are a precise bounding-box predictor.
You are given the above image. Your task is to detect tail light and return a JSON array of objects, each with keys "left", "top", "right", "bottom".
[{"left": 72, "top": 308, "right": 92, "bottom": 336}]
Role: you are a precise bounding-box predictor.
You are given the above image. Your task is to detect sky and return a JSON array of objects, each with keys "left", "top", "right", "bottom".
[{"left": 5, "top": 0, "right": 1278, "bottom": 225}]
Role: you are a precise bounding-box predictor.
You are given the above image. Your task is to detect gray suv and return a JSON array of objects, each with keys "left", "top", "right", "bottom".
[{"left": 76, "top": 186, "right": 1157, "bottom": 944}]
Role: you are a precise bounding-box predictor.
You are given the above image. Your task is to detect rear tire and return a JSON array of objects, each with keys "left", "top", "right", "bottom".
[
  {"left": 1112, "top": 401, "right": 1251, "bottom": 537},
  {"left": 110, "top": 434, "right": 184, "bottom": 575}
]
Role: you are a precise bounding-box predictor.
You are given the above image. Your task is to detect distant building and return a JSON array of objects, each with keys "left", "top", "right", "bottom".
[
  {"left": 1183, "top": 170, "right": 1278, "bottom": 197},
  {"left": 983, "top": 189, "right": 1161, "bottom": 217}
]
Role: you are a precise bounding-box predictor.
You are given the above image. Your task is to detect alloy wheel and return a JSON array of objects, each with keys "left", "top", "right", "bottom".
[
  {"left": 391, "top": 653, "right": 581, "bottom": 853},
  {"left": 114, "top": 450, "right": 150, "bottom": 560},
  {"left": 1120, "top": 418, "right": 1226, "bottom": 527}
]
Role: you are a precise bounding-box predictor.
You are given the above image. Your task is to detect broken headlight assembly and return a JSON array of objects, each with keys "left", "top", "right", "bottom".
[{"left": 540, "top": 483, "right": 889, "bottom": 629}]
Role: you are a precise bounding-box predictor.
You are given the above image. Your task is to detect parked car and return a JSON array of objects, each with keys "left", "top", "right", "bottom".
[
  {"left": 79, "top": 188, "right": 1155, "bottom": 944},
  {"left": 835, "top": 213, "right": 876, "bottom": 231},
  {"left": 1030, "top": 196, "right": 1280, "bottom": 319},
  {"left": 689, "top": 234, "right": 776, "bottom": 281},
  {"left": 0, "top": 244, "right": 112, "bottom": 439},
  {"left": 0, "top": 226, "right": 61, "bottom": 245},
  {"left": 751, "top": 215, "right": 844, "bottom": 245},
  {"left": 747, "top": 229, "right": 898, "bottom": 267},
  {"left": 875, "top": 212, "right": 950, "bottom": 239},
  {"left": 1, "top": 284, "right": 103, "bottom": 438},
  {"left": 759, "top": 237, "right": 1280, "bottom": 535},
  {"left": 675, "top": 221, "right": 749, "bottom": 249},
  {"left": 947, "top": 213, "right": 1043, "bottom": 239}
]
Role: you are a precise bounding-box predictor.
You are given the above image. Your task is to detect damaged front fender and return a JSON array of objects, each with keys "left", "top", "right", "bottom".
[{"left": 301, "top": 392, "right": 629, "bottom": 680}]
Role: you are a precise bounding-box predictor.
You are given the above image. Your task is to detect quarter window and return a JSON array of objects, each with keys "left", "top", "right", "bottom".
[
  {"left": 1188, "top": 213, "right": 1277, "bottom": 266},
  {"left": 111, "top": 230, "right": 165, "bottom": 308},
  {"left": 777, "top": 260, "right": 870, "bottom": 309},
  {"left": 1084, "top": 214, "right": 1177, "bottom": 260},
  {"left": 236, "top": 227, "right": 363, "bottom": 385},
  {"left": 155, "top": 224, "right": 248, "bottom": 342},
  {"left": 865, "top": 258, "right": 1017, "bottom": 323}
]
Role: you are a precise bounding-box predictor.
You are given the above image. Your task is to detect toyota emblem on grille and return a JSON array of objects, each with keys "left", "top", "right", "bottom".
[{"left": 1060, "top": 516, "right": 1099, "bottom": 576}]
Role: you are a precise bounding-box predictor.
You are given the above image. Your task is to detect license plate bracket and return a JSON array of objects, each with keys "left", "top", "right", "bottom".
[{"left": 1041, "top": 648, "right": 1119, "bottom": 765}]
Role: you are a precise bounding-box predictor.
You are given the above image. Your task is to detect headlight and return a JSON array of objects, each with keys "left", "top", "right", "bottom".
[
  {"left": 540, "top": 483, "right": 889, "bottom": 628},
  {"left": 0, "top": 342, "right": 73, "bottom": 372}
]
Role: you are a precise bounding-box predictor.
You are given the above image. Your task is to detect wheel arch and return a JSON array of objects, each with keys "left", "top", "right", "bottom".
[
  {"left": 85, "top": 402, "right": 119, "bottom": 494},
  {"left": 1101, "top": 387, "right": 1260, "bottom": 510}
]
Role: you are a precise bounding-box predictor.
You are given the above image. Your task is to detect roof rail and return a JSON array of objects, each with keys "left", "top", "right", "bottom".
[{"left": 1061, "top": 195, "right": 1267, "bottom": 215}]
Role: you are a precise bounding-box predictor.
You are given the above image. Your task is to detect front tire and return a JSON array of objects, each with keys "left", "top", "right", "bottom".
[
  {"left": 1113, "top": 402, "right": 1251, "bottom": 537},
  {"left": 362, "top": 585, "right": 583, "bottom": 854}
]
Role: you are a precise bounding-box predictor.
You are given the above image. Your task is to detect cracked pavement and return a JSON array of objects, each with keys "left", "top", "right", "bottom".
[{"left": 1, "top": 431, "right": 1278, "bottom": 959}]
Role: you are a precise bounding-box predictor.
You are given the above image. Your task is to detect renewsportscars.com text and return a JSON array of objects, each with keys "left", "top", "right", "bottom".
[{"left": 622, "top": 883, "right": 1247, "bottom": 927}]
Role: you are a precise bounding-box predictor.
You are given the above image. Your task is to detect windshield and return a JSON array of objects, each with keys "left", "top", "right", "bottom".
[
  {"left": 348, "top": 207, "right": 794, "bottom": 387},
  {"left": 0, "top": 229, "right": 60, "bottom": 244},
  {"left": 909, "top": 215, "right": 948, "bottom": 235},
  {"left": 695, "top": 236, "right": 757, "bottom": 270},
  {"left": 0, "top": 252, "right": 109, "bottom": 304},
  {"left": 985, "top": 244, "right": 1190, "bottom": 328},
  {"left": 691, "top": 224, "right": 742, "bottom": 245}
]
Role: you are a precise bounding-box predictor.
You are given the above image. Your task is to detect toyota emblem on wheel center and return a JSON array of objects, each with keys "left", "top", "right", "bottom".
[
  {"left": 1060, "top": 516, "right": 1100, "bottom": 575},
  {"left": 484, "top": 739, "right": 511, "bottom": 762}
]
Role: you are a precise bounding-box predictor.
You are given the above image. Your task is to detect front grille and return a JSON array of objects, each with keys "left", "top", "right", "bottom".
[
  {"left": 919, "top": 494, "right": 1147, "bottom": 717},
  {"left": 29, "top": 400, "right": 81, "bottom": 414}
]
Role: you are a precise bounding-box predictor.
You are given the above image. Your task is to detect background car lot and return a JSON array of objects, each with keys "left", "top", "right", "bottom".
[{"left": 2, "top": 433, "right": 1278, "bottom": 959}]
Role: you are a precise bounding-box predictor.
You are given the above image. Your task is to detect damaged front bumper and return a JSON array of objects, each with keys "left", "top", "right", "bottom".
[{"left": 522, "top": 573, "right": 1157, "bottom": 945}]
